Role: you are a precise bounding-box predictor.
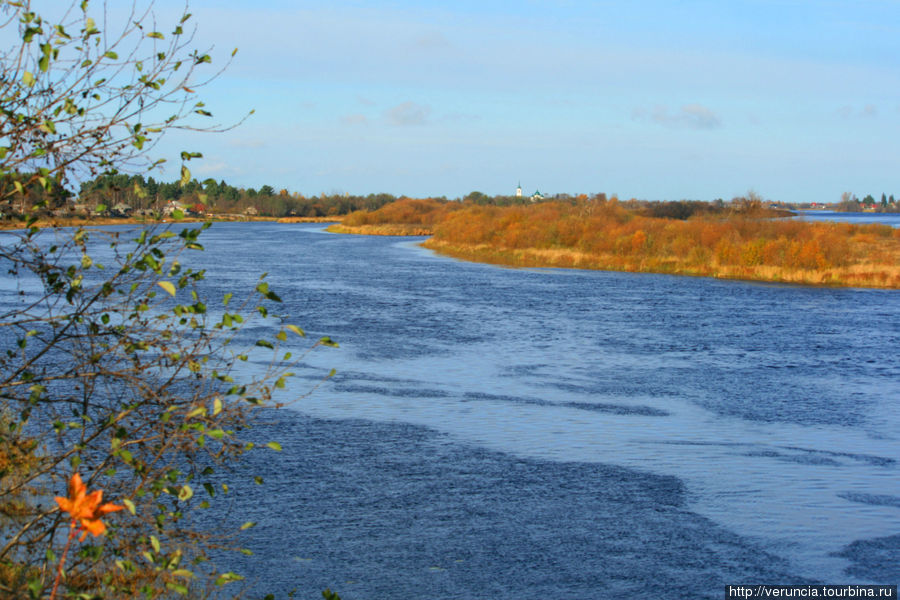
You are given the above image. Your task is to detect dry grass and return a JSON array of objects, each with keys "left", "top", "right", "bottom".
[
  {"left": 276, "top": 216, "right": 341, "bottom": 223},
  {"left": 327, "top": 223, "right": 434, "bottom": 236},
  {"left": 422, "top": 238, "right": 900, "bottom": 289}
]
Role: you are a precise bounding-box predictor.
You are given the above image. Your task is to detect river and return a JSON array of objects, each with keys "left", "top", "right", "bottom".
[{"left": 175, "top": 219, "right": 899, "bottom": 599}]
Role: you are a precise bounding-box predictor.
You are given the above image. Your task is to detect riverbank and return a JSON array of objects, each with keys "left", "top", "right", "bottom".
[
  {"left": 329, "top": 199, "right": 900, "bottom": 289},
  {"left": 326, "top": 223, "right": 433, "bottom": 236},
  {"left": 0, "top": 215, "right": 337, "bottom": 231},
  {"left": 421, "top": 238, "right": 900, "bottom": 288}
]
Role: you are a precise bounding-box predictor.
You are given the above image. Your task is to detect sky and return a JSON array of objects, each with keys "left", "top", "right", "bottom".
[{"left": 142, "top": 0, "right": 900, "bottom": 203}]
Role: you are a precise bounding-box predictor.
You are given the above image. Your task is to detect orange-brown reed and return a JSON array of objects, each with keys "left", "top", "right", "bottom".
[{"left": 420, "top": 200, "right": 900, "bottom": 288}]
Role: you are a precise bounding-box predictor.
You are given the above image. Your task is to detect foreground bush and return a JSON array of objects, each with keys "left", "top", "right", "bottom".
[{"left": 0, "top": 2, "right": 337, "bottom": 597}]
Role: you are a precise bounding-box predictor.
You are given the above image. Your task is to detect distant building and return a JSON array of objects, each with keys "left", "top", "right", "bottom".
[
  {"left": 163, "top": 200, "right": 187, "bottom": 216},
  {"left": 516, "top": 182, "right": 522, "bottom": 198},
  {"left": 531, "top": 189, "right": 544, "bottom": 202}
]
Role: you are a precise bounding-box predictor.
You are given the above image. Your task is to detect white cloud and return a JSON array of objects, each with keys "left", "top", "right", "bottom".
[
  {"left": 413, "top": 31, "right": 451, "bottom": 50},
  {"left": 838, "top": 104, "right": 879, "bottom": 118},
  {"left": 634, "top": 104, "right": 722, "bottom": 130},
  {"left": 384, "top": 101, "right": 431, "bottom": 126},
  {"left": 341, "top": 114, "right": 369, "bottom": 125}
]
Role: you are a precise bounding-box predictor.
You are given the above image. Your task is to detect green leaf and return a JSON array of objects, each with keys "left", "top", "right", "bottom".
[
  {"left": 318, "top": 336, "right": 339, "bottom": 348},
  {"left": 22, "top": 71, "right": 35, "bottom": 86},
  {"left": 214, "top": 572, "right": 244, "bottom": 586},
  {"left": 240, "top": 521, "right": 256, "bottom": 530},
  {"left": 255, "top": 340, "right": 274, "bottom": 349},
  {"left": 157, "top": 281, "right": 176, "bottom": 296},
  {"left": 172, "top": 569, "right": 194, "bottom": 578},
  {"left": 150, "top": 535, "right": 160, "bottom": 553},
  {"left": 166, "top": 583, "right": 189, "bottom": 595},
  {"left": 266, "top": 441, "right": 282, "bottom": 451},
  {"left": 178, "top": 485, "right": 193, "bottom": 502},
  {"left": 103, "top": 50, "right": 118, "bottom": 59},
  {"left": 23, "top": 26, "right": 42, "bottom": 43},
  {"left": 147, "top": 31, "right": 164, "bottom": 39},
  {"left": 286, "top": 324, "right": 306, "bottom": 337},
  {"left": 122, "top": 498, "right": 136, "bottom": 515},
  {"left": 180, "top": 165, "right": 190, "bottom": 186},
  {"left": 185, "top": 406, "right": 205, "bottom": 419}
]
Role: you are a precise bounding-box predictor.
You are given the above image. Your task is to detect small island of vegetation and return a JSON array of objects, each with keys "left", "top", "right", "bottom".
[{"left": 330, "top": 195, "right": 900, "bottom": 289}]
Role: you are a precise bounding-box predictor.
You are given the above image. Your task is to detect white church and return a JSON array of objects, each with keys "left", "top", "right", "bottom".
[{"left": 516, "top": 182, "right": 544, "bottom": 202}]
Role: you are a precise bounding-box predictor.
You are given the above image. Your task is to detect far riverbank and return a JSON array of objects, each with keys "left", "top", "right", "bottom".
[{"left": 0, "top": 214, "right": 339, "bottom": 231}]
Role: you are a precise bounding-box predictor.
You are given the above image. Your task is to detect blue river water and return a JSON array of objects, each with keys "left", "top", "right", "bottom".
[
  {"left": 174, "top": 219, "right": 899, "bottom": 599},
  {"left": 4, "top": 215, "right": 895, "bottom": 599}
]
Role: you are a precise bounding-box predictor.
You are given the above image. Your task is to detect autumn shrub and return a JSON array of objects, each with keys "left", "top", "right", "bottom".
[
  {"left": 343, "top": 198, "right": 457, "bottom": 229},
  {"left": 0, "top": 2, "right": 341, "bottom": 598},
  {"left": 419, "top": 199, "right": 900, "bottom": 287}
]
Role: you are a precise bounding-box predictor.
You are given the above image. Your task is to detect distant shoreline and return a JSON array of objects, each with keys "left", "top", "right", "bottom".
[{"left": 0, "top": 215, "right": 339, "bottom": 231}]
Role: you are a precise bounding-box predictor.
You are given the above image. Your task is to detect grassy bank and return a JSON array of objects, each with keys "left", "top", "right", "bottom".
[
  {"left": 421, "top": 238, "right": 900, "bottom": 287},
  {"left": 333, "top": 199, "right": 900, "bottom": 289},
  {"left": 326, "top": 223, "right": 433, "bottom": 236},
  {"left": 277, "top": 216, "right": 343, "bottom": 224}
]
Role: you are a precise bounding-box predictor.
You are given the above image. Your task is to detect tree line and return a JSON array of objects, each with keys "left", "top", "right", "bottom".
[
  {"left": 1, "top": 172, "right": 405, "bottom": 219},
  {"left": 837, "top": 192, "right": 900, "bottom": 213},
  {"left": 78, "top": 174, "right": 404, "bottom": 217}
]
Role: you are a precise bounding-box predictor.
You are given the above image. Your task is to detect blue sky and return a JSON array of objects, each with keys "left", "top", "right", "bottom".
[{"left": 148, "top": 0, "right": 899, "bottom": 203}]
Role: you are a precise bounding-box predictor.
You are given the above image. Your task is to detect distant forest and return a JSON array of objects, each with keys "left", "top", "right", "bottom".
[
  {"left": 75, "top": 174, "right": 405, "bottom": 217},
  {"left": 2, "top": 170, "right": 897, "bottom": 220},
  {"left": 2, "top": 173, "right": 768, "bottom": 219}
]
